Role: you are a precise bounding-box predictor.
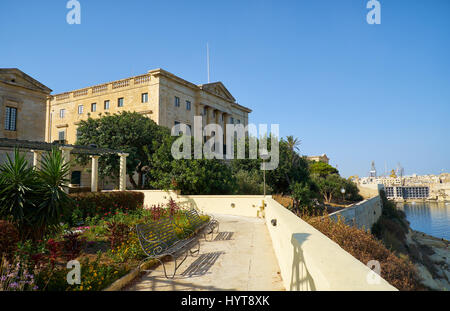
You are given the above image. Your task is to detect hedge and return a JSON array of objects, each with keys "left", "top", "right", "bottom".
[{"left": 64, "top": 191, "right": 145, "bottom": 225}]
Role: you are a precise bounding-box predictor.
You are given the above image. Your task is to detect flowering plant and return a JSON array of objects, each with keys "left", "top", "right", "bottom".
[{"left": 0, "top": 258, "right": 38, "bottom": 291}]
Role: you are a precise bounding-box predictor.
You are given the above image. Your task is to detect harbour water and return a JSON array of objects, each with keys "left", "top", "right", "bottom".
[{"left": 397, "top": 202, "right": 450, "bottom": 241}]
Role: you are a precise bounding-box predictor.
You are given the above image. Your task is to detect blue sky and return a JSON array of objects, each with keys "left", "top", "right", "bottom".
[{"left": 1, "top": 0, "right": 449, "bottom": 177}]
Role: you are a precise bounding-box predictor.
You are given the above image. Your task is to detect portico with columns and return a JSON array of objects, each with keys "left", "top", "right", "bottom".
[{"left": 0, "top": 138, "right": 128, "bottom": 192}]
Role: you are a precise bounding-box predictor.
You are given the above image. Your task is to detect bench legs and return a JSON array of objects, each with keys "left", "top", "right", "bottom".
[
  {"left": 189, "top": 240, "right": 201, "bottom": 256},
  {"left": 139, "top": 241, "right": 201, "bottom": 279},
  {"left": 204, "top": 221, "right": 220, "bottom": 241}
]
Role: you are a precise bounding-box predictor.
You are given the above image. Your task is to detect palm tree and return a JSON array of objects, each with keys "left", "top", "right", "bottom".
[{"left": 286, "top": 136, "right": 301, "bottom": 153}]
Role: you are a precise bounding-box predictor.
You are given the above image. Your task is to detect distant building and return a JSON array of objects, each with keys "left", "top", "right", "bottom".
[
  {"left": 358, "top": 173, "right": 450, "bottom": 201},
  {"left": 307, "top": 154, "right": 329, "bottom": 164},
  {"left": 369, "top": 161, "right": 377, "bottom": 178}
]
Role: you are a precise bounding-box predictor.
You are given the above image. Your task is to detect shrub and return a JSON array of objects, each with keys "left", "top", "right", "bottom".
[
  {"left": 301, "top": 214, "right": 423, "bottom": 291},
  {"left": 108, "top": 231, "right": 145, "bottom": 263},
  {"left": 0, "top": 220, "right": 20, "bottom": 261},
  {"left": 234, "top": 170, "right": 271, "bottom": 195},
  {"left": 61, "top": 232, "right": 86, "bottom": 261},
  {"left": 36, "top": 254, "right": 128, "bottom": 291},
  {"left": 66, "top": 191, "right": 144, "bottom": 225},
  {"left": 372, "top": 191, "right": 410, "bottom": 254},
  {"left": 106, "top": 222, "right": 131, "bottom": 249}
]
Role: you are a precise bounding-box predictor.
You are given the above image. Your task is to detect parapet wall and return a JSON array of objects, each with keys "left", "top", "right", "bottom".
[
  {"left": 328, "top": 196, "right": 383, "bottom": 231},
  {"left": 264, "top": 198, "right": 396, "bottom": 291},
  {"left": 135, "top": 190, "right": 265, "bottom": 218}
]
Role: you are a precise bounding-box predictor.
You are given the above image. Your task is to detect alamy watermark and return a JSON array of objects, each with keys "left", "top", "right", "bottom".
[
  {"left": 170, "top": 116, "right": 280, "bottom": 170},
  {"left": 66, "top": 0, "right": 81, "bottom": 25},
  {"left": 366, "top": 260, "right": 382, "bottom": 284},
  {"left": 366, "top": 0, "right": 381, "bottom": 25},
  {"left": 66, "top": 260, "right": 81, "bottom": 285}
]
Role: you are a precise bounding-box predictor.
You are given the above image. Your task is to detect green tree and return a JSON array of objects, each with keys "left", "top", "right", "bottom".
[
  {"left": 266, "top": 138, "right": 310, "bottom": 194},
  {"left": 312, "top": 174, "right": 343, "bottom": 204},
  {"left": 234, "top": 170, "right": 271, "bottom": 195},
  {"left": 76, "top": 111, "right": 169, "bottom": 189},
  {"left": 290, "top": 181, "right": 321, "bottom": 214},
  {"left": 145, "top": 135, "right": 237, "bottom": 195},
  {"left": 309, "top": 161, "right": 339, "bottom": 177}
]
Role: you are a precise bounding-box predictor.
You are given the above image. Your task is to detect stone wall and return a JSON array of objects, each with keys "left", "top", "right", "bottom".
[{"left": 328, "top": 196, "right": 383, "bottom": 230}]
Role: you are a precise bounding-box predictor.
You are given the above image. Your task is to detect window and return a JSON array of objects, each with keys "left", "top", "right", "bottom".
[
  {"left": 141, "top": 93, "right": 148, "bottom": 103},
  {"left": 237, "top": 119, "right": 241, "bottom": 124},
  {"left": 78, "top": 105, "right": 84, "bottom": 114},
  {"left": 71, "top": 171, "right": 81, "bottom": 185},
  {"left": 230, "top": 117, "right": 234, "bottom": 124},
  {"left": 91, "top": 103, "right": 97, "bottom": 112},
  {"left": 58, "top": 130, "right": 65, "bottom": 141},
  {"left": 59, "top": 109, "right": 66, "bottom": 119},
  {"left": 104, "top": 100, "right": 110, "bottom": 110},
  {"left": 174, "top": 121, "right": 180, "bottom": 126},
  {"left": 118, "top": 98, "right": 124, "bottom": 107},
  {"left": 76, "top": 128, "right": 82, "bottom": 140},
  {"left": 4, "top": 107, "right": 17, "bottom": 131},
  {"left": 203, "top": 107, "right": 207, "bottom": 116},
  {"left": 174, "top": 96, "right": 180, "bottom": 107},
  {"left": 186, "top": 101, "right": 191, "bottom": 111}
]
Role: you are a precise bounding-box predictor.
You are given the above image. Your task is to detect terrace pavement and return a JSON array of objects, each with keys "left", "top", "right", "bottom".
[{"left": 125, "top": 214, "right": 285, "bottom": 291}]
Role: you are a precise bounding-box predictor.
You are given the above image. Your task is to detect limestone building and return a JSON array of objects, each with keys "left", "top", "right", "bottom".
[
  {"left": 306, "top": 154, "right": 330, "bottom": 164},
  {"left": 47, "top": 68, "right": 252, "bottom": 145},
  {"left": 0, "top": 69, "right": 52, "bottom": 164},
  {"left": 1, "top": 68, "right": 52, "bottom": 141}
]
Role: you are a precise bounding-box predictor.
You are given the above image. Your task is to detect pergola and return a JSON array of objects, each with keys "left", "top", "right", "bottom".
[{"left": 0, "top": 138, "right": 129, "bottom": 192}]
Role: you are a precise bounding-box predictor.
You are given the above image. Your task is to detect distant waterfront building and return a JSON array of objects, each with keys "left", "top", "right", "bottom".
[
  {"left": 369, "top": 161, "right": 377, "bottom": 178},
  {"left": 358, "top": 173, "right": 450, "bottom": 201},
  {"left": 307, "top": 154, "right": 329, "bottom": 164}
]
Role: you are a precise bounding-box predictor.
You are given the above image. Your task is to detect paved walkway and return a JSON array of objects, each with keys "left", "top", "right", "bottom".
[{"left": 126, "top": 214, "right": 285, "bottom": 291}]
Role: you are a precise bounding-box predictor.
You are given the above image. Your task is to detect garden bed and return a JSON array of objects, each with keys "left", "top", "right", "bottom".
[{"left": 1, "top": 196, "right": 207, "bottom": 291}]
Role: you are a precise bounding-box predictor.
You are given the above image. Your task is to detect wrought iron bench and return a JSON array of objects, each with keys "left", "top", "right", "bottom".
[
  {"left": 182, "top": 207, "right": 219, "bottom": 241},
  {"left": 136, "top": 217, "right": 200, "bottom": 278}
]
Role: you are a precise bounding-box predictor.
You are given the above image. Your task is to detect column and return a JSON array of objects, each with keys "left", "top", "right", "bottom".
[
  {"left": 30, "top": 150, "right": 43, "bottom": 170},
  {"left": 118, "top": 153, "right": 129, "bottom": 191},
  {"left": 90, "top": 155, "right": 100, "bottom": 192},
  {"left": 59, "top": 146, "right": 73, "bottom": 193},
  {"left": 222, "top": 112, "right": 228, "bottom": 155}
]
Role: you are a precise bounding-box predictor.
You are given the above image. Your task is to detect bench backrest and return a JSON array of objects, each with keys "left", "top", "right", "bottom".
[
  {"left": 136, "top": 218, "right": 179, "bottom": 256},
  {"left": 184, "top": 208, "right": 206, "bottom": 229}
]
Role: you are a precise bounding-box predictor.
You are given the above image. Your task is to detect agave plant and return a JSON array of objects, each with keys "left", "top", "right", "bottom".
[
  {"left": 0, "top": 149, "right": 40, "bottom": 232},
  {"left": 33, "top": 148, "right": 73, "bottom": 239},
  {"left": 0, "top": 148, "right": 74, "bottom": 240}
]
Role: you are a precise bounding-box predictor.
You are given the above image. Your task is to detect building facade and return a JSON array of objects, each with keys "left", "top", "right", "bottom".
[
  {"left": 1, "top": 69, "right": 52, "bottom": 142},
  {"left": 306, "top": 154, "right": 330, "bottom": 164},
  {"left": 0, "top": 69, "right": 52, "bottom": 164},
  {"left": 47, "top": 68, "right": 251, "bottom": 145}
]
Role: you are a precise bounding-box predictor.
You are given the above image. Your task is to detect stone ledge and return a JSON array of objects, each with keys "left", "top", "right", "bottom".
[{"left": 103, "top": 260, "right": 157, "bottom": 291}]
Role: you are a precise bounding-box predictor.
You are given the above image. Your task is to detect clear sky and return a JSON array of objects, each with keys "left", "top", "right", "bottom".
[{"left": 1, "top": 0, "right": 449, "bottom": 177}]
